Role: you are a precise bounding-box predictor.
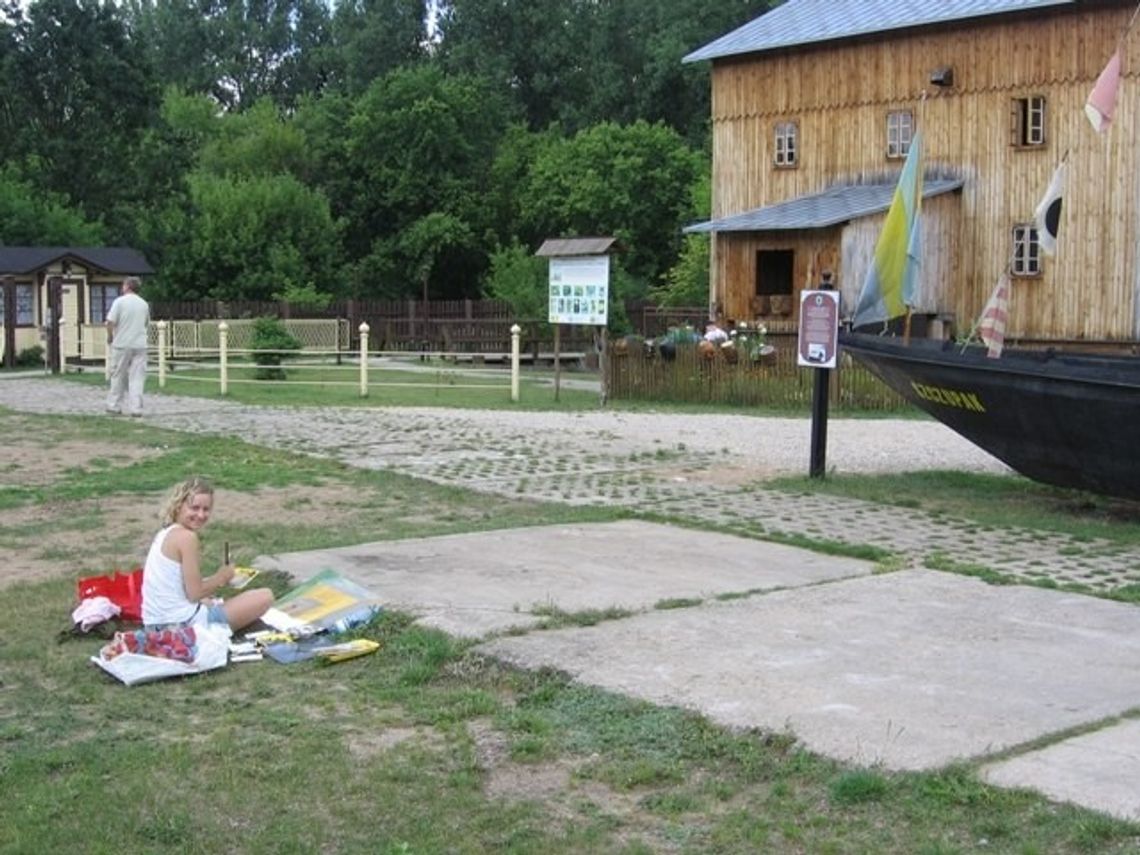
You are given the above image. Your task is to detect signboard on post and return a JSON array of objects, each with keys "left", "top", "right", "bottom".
[
  {"left": 548, "top": 255, "right": 610, "bottom": 326},
  {"left": 797, "top": 289, "right": 840, "bottom": 369}
]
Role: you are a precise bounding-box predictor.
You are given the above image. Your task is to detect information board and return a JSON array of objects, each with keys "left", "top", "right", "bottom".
[
  {"left": 548, "top": 255, "right": 610, "bottom": 326},
  {"left": 797, "top": 290, "right": 840, "bottom": 369}
]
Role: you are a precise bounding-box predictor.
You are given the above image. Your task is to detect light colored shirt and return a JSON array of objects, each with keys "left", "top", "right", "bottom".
[
  {"left": 107, "top": 292, "right": 150, "bottom": 350},
  {"left": 142, "top": 525, "right": 198, "bottom": 626}
]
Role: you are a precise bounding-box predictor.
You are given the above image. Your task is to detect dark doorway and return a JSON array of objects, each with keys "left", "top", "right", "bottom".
[{"left": 756, "top": 250, "right": 794, "bottom": 296}]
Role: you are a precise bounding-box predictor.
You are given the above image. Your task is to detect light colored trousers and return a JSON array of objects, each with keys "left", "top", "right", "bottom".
[{"left": 106, "top": 347, "right": 148, "bottom": 415}]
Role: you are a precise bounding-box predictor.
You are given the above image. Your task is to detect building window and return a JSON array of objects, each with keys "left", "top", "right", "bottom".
[
  {"left": 89, "top": 285, "right": 119, "bottom": 324},
  {"left": 887, "top": 111, "right": 913, "bottom": 159},
  {"left": 774, "top": 122, "right": 797, "bottom": 167},
  {"left": 1011, "top": 95, "right": 1046, "bottom": 147},
  {"left": 1012, "top": 224, "right": 1041, "bottom": 276},
  {"left": 0, "top": 284, "right": 35, "bottom": 326}
]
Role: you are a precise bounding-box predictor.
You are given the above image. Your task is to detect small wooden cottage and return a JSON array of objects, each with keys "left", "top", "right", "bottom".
[
  {"left": 0, "top": 247, "right": 153, "bottom": 363},
  {"left": 684, "top": 0, "right": 1139, "bottom": 345}
]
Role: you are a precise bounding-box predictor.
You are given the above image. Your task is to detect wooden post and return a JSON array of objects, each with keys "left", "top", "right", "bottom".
[
  {"left": 2, "top": 276, "right": 15, "bottom": 369},
  {"left": 156, "top": 321, "right": 168, "bottom": 388},
  {"left": 46, "top": 276, "right": 62, "bottom": 374},
  {"left": 553, "top": 324, "right": 561, "bottom": 402},
  {"left": 510, "top": 324, "right": 521, "bottom": 402},
  {"left": 218, "top": 321, "right": 229, "bottom": 396},
  {"left": 359, "top": 322, "right": 370, "bottom": 397},
  {"left": 599, "top": 327, "right": 609, "bottom": 406}
]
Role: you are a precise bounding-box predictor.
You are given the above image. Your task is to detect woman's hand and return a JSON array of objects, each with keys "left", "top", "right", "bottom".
[{"left": 215, "top": 563, "right": 237, "bottom": 588}]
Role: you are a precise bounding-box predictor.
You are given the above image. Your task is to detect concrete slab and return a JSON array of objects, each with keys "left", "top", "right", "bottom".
[
  {"left": 981, "top": 719, "right": 1140, "bottom": 821},
  {"left": 254, "top": 520, "right": 873, "bottom": 637},
  {"left": 477, "top": 570, "right": 1140, "bottom": 771}
]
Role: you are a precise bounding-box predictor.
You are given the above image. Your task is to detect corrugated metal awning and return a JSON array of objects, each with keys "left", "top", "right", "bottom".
[
  {"left": 534, "top": 237, "right": 618, "bottom": 257},
  {"left": 684, "top": 178, "right": 964, "bottom": 234},
  {"left": 683, "top": 0, "right": 1073, "bottom": 63}
]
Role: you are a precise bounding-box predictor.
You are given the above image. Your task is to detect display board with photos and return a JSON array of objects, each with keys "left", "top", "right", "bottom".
[{"left": 548, "top": 255, "right": 610, "bottom": 326}]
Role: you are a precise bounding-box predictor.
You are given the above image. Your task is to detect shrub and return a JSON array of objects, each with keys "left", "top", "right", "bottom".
[
  {"left": 14, "top": 345, "right": 44, "bottom": 368},
  {"left": 250, "top": 317, "right": 301, "bottom": 380}
]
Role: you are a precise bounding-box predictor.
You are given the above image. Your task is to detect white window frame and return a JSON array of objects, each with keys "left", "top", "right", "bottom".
[
  {"left": 89, "top": 284, "right": 119, "bottom": 324},
  {"left": 887, "top": 111, "right": 913, "bottom": 159},
  {"left": 1012, "top": 224, "right": 1042, "bottom": 276},
  {"left": 1011, "top": 95, "right": 1046, "bottom": 147},
  {"left": 774, "top": 121, "right": 797, "bottom": 167},
  {"left": 0, "top": 284, "right": 36, "bottom": 326}
]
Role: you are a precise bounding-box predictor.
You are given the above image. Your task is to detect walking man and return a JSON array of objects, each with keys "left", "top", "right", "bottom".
[{"left": 105, "top": 276, "right": 150, "bottom": 417}]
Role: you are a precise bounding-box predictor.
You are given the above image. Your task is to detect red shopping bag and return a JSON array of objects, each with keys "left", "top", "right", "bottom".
[{"left": 77, "top": 568, "right": 144, "bottom": 623}]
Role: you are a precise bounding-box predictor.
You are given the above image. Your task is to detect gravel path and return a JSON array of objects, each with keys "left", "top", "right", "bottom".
[{"left": 4, "top": 375, "right": 1138, "bottom": 592}]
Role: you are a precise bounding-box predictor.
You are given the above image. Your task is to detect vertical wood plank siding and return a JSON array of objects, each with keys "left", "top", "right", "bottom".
[{"left": 706, "top": 4, "right": 1138, "bottom": 341}]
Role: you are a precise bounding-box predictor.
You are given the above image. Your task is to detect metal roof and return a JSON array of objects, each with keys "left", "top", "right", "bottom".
[
  {"left": 534, "top": 237, "right": 618, "bottom": 257},
  {"left": 684, "top": 178, "right": 964, "bottom": 233},
  {"left": 0, "top": 247, "right": 154, "bottom": 275},
  {"left": 684, "top": 0, "right": 1074, "bottom": 63}
]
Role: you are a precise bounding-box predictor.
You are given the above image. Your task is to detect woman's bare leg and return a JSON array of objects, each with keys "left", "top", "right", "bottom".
[{"left": 223, "top": 588, "right": 274, "bottom": 632}]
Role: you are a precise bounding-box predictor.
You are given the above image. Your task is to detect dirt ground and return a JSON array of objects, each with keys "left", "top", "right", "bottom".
[{"left": 0, "top": 432, "right": 361, "bottom": 588}]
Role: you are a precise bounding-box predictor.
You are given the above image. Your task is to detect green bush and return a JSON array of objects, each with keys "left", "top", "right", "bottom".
[
  {"left": 14, "top": 345, "right": 44, "bottom": 368},
  {"left": 250, "top": 317, "right": 301, "bottom": 380}
]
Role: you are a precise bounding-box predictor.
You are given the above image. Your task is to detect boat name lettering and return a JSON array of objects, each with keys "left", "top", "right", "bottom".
[{"left": 909, "top": 382, "right": 986, "bottom": 412}]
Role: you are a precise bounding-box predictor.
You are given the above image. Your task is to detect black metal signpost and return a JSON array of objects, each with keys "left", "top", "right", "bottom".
[{"left": 798, "top": 272, "right": 840, "bottom": 478}]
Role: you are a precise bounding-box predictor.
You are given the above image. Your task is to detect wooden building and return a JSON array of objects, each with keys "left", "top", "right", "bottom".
[
  {"left": 684, "top": 0, "right": 1139, "bottom": 344},
  {"left": 0, "top": 247, "right": 153, "bottom": 364}
]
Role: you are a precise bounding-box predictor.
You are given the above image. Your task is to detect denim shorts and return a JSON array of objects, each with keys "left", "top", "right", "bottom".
[{"left": 147, "top": 602, "right": 228, "bottom": 631}]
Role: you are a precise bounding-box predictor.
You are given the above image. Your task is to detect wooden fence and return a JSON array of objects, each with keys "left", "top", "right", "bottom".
[{"left": 605, "top": 332, "right": 909, "bottom": 411}]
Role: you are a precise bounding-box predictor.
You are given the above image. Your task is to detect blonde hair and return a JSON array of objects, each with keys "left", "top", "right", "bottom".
[{"left": 161, "top": 476, "right": 215, "bottom": 525}]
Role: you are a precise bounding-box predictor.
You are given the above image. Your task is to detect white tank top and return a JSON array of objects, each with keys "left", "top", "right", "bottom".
[{"left": 141, "top": 525, "right": 198, "bottom": 626}]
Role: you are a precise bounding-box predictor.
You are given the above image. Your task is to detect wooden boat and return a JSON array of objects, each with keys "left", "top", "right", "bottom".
[{"left": 839, "top": 330, "right": 1140, "bottom": 500}]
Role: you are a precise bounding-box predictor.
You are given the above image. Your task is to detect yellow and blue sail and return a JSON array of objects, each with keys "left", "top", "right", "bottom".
[{"left": 853, "top": 130, "right": 924, "bottom": 328}]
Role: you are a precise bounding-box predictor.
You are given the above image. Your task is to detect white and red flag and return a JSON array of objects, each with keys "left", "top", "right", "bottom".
[
  {"left": 978, "top": 272, "right": 1011, "bottom": 359},
  {"left": 1085, "top": 50, "right": 1122, "bottom": 134}
]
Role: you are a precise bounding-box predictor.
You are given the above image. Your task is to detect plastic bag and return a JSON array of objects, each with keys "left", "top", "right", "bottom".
[
  {"left": 77, "top": 569, "right": 144, "bottom": 623},
  {"left": 91, "top": 624, "right": 231, "bottom": 686}
]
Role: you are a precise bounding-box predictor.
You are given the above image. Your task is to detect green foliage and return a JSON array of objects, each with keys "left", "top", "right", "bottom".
[
  {"left": 330, "top": 0, "right": 429, "bottom": 96},
  {"left": 14, "top": 345, "right": 44, "bottom": 368},
  {"left": 250, "top": 316, "right": 302, "bottom": 380},
  {"left": 520, "top": 121, "right": 703, "bottom": 285},
  {"left": 128, "top": 0, "right": 333, "bottom": 110},
  {"left": 652, "top": 233, "right": 710, "bottom": 307},
  {"left": 150, "top": 172, "right": 341, "bottom": 301},
  {"left": 0, "top": 168, "right": 104, "bottom": 245},
  {"left": 482, "top": 243, "right": 548, "bottom": 320},
  {"left": 273, "top": 281, "right": 332, "bottom": 311},
  {"left": 0, "top": 0, "right": 160, "bottom": 228},
  {"left": 339, "top": 65, "right": 509, "bottom": 298}
]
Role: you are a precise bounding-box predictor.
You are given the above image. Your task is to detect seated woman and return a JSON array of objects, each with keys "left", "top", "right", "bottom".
[{"left": 142, "top": 476, "right": 274, "bottom": 632}]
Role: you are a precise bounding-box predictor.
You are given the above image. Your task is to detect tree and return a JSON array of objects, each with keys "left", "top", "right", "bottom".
[
  {"left": 436, "top": 0, "right": 773, "bottom": 140},
  {"left": 329, "top": 0, "right": 429, "bottom": 96},
  {"left": 126, "top": 0, "right": 333, "bottom": 111},
  {"left": 336, "top": 65, "right": 510, "bottom": 297},
  {"left": 0, "top": 0, "right": 160, "bottom": 225},
  {"left": 481, "top": 242, "right": 547, "bottom": 321},
  {"left": 519, "top": 121, "right": 703, "bottom": 289},
  {"left": 0, "top": 168, "right": 105, "bottom": 245},
  {"left": 148, "top": 172, "right": 341, "bottom": 301},
  {"left": 436, "top": 0, "right": 585, "bottom": 131}
]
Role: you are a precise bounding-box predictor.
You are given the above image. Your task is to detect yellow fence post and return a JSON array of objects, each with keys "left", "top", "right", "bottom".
[
  {"left": 510, "top": 323, "right": 521, "bottom": 402},
  {"left": 156, "top": 320, "right": 167, "bottom": 388},
  {"left": 219, "top": 321, "right": 229, "bottom": 396},
  {"left": 359, "top": 322, "right": 369, "bottom": 397}
]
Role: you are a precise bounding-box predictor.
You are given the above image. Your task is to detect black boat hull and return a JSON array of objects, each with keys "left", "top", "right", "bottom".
[{"left": 839, "top": 332, "right": 1140, "bottom": 500}]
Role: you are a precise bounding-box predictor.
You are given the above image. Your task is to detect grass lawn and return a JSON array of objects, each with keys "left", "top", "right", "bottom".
[{"left": 2, "top": 408, "right": 1139, "bottom": 853}]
